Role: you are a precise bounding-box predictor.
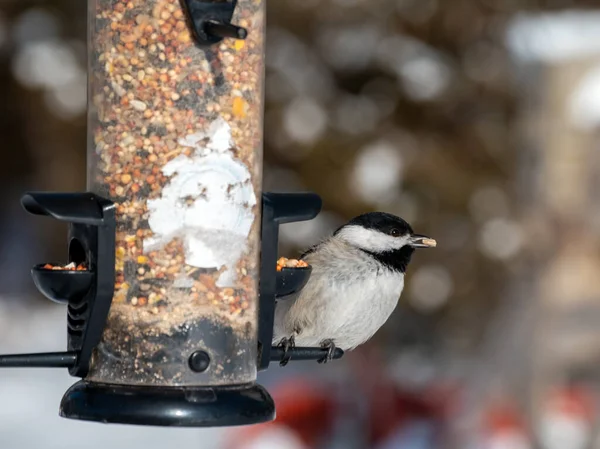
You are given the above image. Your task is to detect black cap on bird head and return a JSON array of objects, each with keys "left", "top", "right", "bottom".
[{"left": 333, "top": 212, "right": 436, "bottom": 272}]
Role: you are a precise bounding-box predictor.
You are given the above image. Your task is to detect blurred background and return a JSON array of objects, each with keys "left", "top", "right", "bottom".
[{"left": 2, "top": 0, "right": 600, "bottom": 448}]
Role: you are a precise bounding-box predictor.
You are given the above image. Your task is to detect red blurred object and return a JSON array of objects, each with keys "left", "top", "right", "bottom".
[
  {"left": 485, "top": 402, "right": 527, "bottom": 434},
  {"left": 270, "top": 378, "right": 336, "bottom": 445},
  {"left": 226, "top": 348, "right": 461, "bottom": 449},
  {"left": 537, "top": 383, "right": 596, "bottom": 449},
  {"left": 368, "top": 385, "right": 455, "bottom": 446},
  {"left": 480, "top": 400, "right": 532, "bottom": 449},
  {"left": 545, "top": 384, "right": 595, "bottom": 422},
  {"left": 225, "top": 378, "right": 335, "bottom": 449},
  {"left": 349, "top": 346, "right": 458, "bottom": 447}
]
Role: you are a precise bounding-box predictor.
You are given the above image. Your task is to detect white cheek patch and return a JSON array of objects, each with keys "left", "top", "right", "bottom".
[{"left": 337, "top": 225, "right": 410, "bottom": 252}]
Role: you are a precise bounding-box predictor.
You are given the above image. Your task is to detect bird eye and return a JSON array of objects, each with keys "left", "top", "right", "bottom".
[{"left": 390, "top": 228, "right": 400, "bottom": 237}]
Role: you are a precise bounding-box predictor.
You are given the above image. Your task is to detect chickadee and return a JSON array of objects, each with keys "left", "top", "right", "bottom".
[{"left": 272, "top": 212, "right": 436, "bottom": 364}]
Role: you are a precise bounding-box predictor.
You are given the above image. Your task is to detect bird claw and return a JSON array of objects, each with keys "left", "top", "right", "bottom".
[
  {"left": 317, "top": 339, "right": 336, "bottom": 364},
  {"left": 277, "top": 335, "right": 295, "bottom": 367}
]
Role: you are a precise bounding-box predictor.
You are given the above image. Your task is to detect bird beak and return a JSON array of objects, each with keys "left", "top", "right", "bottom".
[{"left": 409, "top": 234, "right": 437, "bottom": 248}]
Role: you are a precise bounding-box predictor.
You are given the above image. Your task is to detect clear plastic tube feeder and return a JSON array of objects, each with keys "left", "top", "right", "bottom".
[{"left": 65, "top": 0, "right": 273, "bottom": 426}]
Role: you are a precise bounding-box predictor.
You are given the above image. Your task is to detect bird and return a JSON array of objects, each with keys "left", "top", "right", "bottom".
[{"left": 272, "top": 212, "right": 436, "bottom": 365}]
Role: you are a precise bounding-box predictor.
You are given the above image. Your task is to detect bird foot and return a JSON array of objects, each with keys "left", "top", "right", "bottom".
[
  {"left": 318, "top": 339, "right": 336, "bottom": 364},
  {"left": 277, "top": 335, "right": 295, "bottom": 367}
]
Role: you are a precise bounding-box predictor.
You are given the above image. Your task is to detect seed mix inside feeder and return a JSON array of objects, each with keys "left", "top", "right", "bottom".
[{"left": 0, "top": 0, "right": 342, "bottom": 427}]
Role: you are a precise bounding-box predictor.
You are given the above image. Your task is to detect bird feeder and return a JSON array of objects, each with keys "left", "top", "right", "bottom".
[{"left": 0, "top": 0, "right": 342, "bottom": 427}]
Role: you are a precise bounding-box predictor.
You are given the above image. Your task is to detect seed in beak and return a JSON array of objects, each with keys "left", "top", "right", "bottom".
[
  {"left": 421, "top": 238, "right": 436, "bottom": 247},
  {"left": 410, "top": 235, "right": 437, "bottom": 248}
]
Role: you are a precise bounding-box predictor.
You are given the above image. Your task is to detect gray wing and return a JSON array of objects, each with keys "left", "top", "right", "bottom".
[
  {"left": 272, "top": 239, "right": 331, "bottom": 343},
  {"left": 272, "top": 291, "right": 300, "bottom": 343},
  {"left": 272, "top": 270, "right": 330, "bottom": 347}
]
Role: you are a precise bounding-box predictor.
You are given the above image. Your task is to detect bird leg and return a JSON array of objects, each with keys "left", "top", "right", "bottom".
[
  {"left": 318, "top": 339, "right": 336, "bottom": 364},
  {"left": 277, "top": 335, "right": 296, "bottom": 367}
]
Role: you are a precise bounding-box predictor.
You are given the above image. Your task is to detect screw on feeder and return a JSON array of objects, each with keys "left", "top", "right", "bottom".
[{"left": 188, "top": 350, "right": 211, "bottom": 373}]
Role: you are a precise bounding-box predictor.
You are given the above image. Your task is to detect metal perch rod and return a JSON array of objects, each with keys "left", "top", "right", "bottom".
[
  {"left": 269, "top": 346, "right": 344, "bottom": 362},
  {"left": 0, "top": 351, "right": 77, "bottom": 368}
]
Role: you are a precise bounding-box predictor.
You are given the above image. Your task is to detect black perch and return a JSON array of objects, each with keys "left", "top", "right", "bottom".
[
  {"left": 0, "top": 352, "right": 77, "bottom": 368},
  {"left": 270, "top": 347, "right": 344, "bottom": 363}
]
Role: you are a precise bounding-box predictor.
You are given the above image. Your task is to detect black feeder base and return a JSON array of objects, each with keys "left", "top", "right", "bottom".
[{"left": 59, "top": 381, "right": 276, "bottom": 427}]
